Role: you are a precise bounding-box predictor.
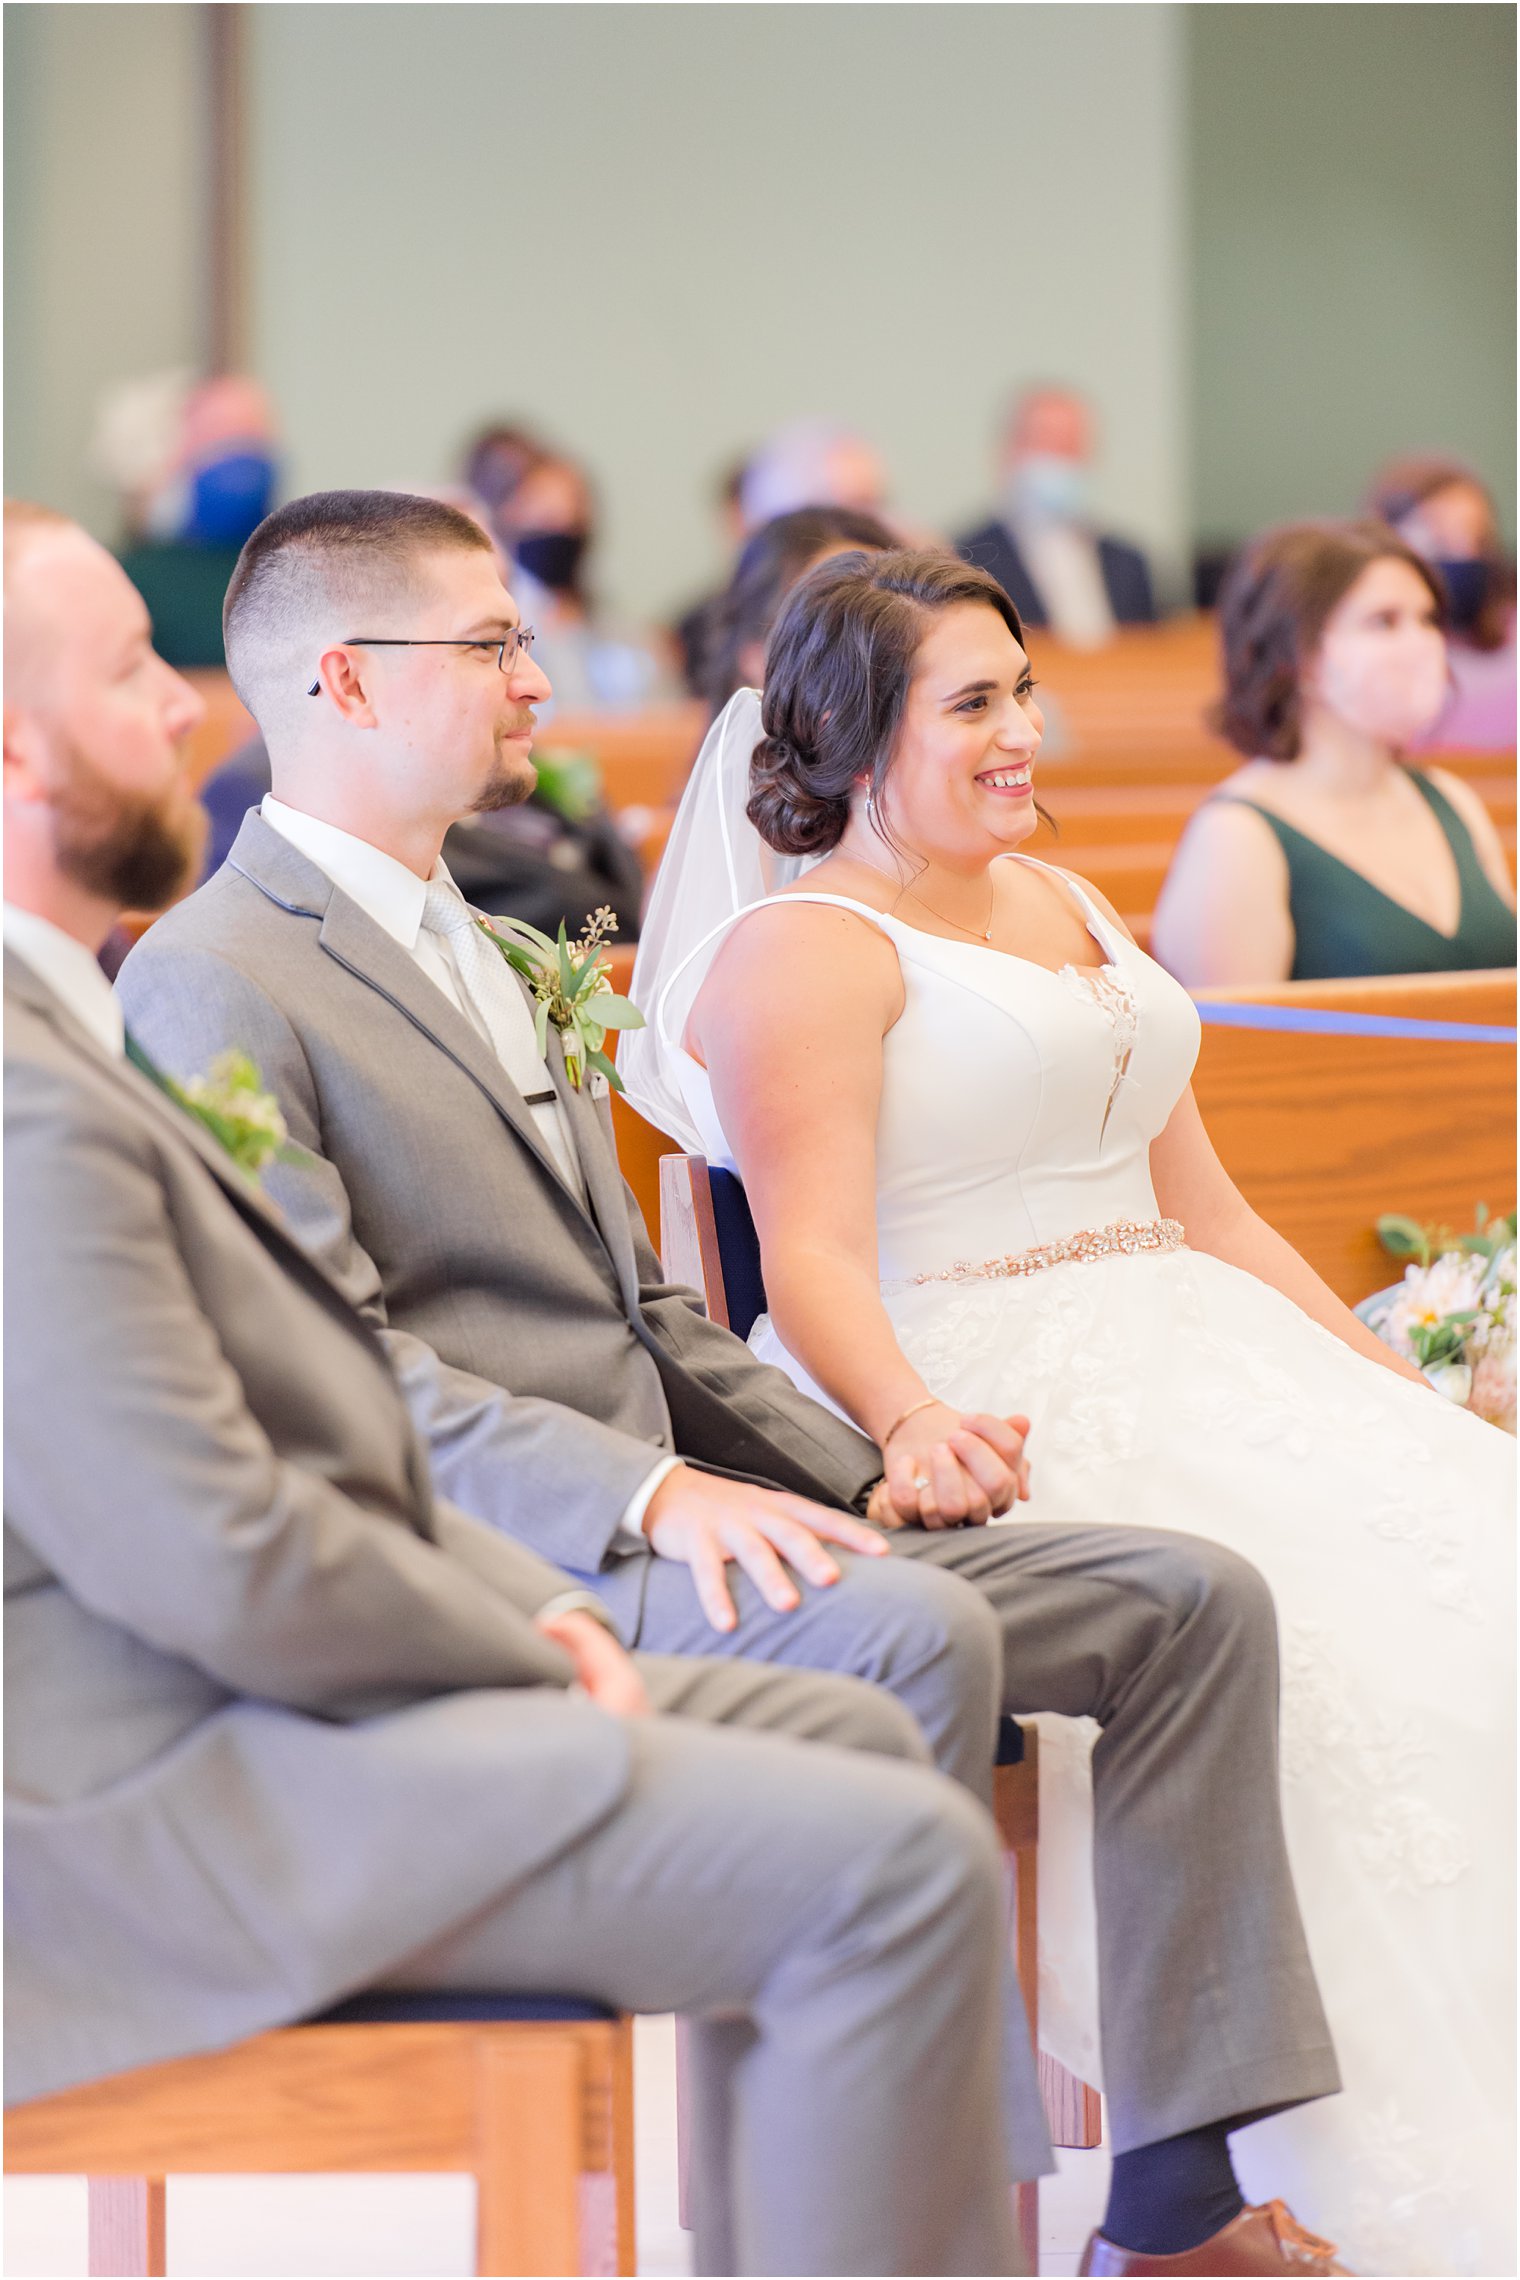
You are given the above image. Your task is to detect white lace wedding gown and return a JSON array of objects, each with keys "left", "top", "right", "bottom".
[{"left": 673, "top": 857, "right": 1516, "bottom": 2278}]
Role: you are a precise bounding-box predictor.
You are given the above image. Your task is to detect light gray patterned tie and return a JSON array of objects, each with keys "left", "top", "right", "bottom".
[{"left": 419, "top": 881, "right": 583, "bottom": 1195}]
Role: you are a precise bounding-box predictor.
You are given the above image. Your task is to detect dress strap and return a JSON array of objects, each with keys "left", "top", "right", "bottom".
[
  {"left": 1003, "top": 851, "right": 1125, "bottom": 962},
  {"left": 649, "top": 892, "right": 897, "bottom": 1047}
]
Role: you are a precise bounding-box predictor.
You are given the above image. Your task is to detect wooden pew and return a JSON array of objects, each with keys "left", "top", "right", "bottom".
[
  {"left": 1190, "top": 971, "right": 1516, "bottom": 1308},
  {"left": 181, "top": 669, "right": 253, "bottom": 789},
  {"left": 542, "top": 706, "right": 706, "bottom": 810},
  {"left": 1037, "top": 773, "right": 1516, "bottom": 845},
  {"left": 602, "top": 946, "right": 677, "bottom": 1242}
]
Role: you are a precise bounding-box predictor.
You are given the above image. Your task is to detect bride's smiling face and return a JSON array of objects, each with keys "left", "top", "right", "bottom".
[{"left": 873, "top": 602, "right": 1044, "bottom": 863}]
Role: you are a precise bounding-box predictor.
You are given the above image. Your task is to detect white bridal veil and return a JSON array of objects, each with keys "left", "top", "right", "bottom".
[{"left": 617, "top": 687, "right": 819, "bottom": 1150}]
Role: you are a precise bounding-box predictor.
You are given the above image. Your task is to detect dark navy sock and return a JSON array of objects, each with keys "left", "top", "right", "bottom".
[{"left": 1101, "top": 2122, "right": 1245, "bottom": 2256}]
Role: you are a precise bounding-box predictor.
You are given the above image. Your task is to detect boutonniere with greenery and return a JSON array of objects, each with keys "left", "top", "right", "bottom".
[
  {"left": 161, "top": 1049, "right": 301, "bottom": 1181},
  {"left": 476, "top": 903, "right": 644, "bottom": 1092}
]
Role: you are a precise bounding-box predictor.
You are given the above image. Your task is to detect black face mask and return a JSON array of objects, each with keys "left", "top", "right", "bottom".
[
  {"left": 1434, "top": 557, "right": 1491, "bottom": 636},
  {"left": 515, "top": 529, "right": 589, "bottom": 594}
]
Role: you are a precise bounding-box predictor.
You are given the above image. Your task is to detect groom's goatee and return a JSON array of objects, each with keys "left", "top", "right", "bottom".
[{"left": 471, "top": 749, "right": 538, "bottom": 812}]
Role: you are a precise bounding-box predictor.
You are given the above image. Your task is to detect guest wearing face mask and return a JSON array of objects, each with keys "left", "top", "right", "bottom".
[
  {"left": 1365, "top": 456, "right": 1517, "bottom": 752},
  {"left": 957, "top": 386, "right": 1158, "bottom": 647},
  {"left": 101, "top": 373, "right": 281, "bottom": 668},
  {"left": 466, "top": 436, "right": 676, "bottom": 716},
  {"left": 1152, "top": 520, "right": 1515, "bottom": 985}
]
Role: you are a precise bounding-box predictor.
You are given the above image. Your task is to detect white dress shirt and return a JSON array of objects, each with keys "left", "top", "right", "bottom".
[
  {"left": 1009, "top": 516, "right": 1117, "bottom": 649},
  {"left": 259, "top": 798, "right": 676, "bottom": 1541},
  {"left": 3, "top": 904, "right": 126, "bottom": 1059}
]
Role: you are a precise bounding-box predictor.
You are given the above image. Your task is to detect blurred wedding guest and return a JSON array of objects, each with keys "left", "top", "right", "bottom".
[
  {"left": 739, "top": 420, "right": 892, "bottom": 532},
  {"left": 958, "top": 385, "right": 1156, "bottom": 646},
  {"left": 2, "top": 499, "right": 1027, "bottom": 2279},
  {"left": 464, "top": 430, "right": 675, "bottom": 713},
  {"left": 704, "top": 504, "right": 899, "bottom": 710},
  {"left": 463, "top": 420, "right": 547, "bottom": 537},
  {"left": 673, "top": 452, "right": 753, "bottom": 697},
  {"left": 97, "top": 371, "right": 280, "bottom": 668},
  {"left": 1365, "top": 455, "right": 1517, "bottom": 751},
  {"left": 1153, "top": 521, "right": 1515, "bottom": 985}
]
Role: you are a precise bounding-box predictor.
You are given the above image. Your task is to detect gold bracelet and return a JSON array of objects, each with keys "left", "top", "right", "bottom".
[{"left": 881, "top": 1394, "right": 945, "bottom": 1448}]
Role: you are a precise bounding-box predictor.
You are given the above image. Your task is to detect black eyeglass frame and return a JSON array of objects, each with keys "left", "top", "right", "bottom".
[{"left": 306, "top": 629, "right": 535, "bottom": 697}]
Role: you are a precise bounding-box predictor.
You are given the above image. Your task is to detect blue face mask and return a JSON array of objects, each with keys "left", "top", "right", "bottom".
[
  {"left": 1009, "top": 454, "right": 1089, "bottom": 525},
  {"left": 1433, "top": 557, "right": 1491, "bottom": 636},
  {"left": 182, "top": 451, "right": 276, "bottom": 547}
]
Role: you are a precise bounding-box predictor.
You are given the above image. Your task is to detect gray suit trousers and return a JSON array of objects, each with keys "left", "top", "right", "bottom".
[
  {"left": 892, "top": 1518, "right": 1342, "bottom": 2153},
  {"left": 388, "top": 1654, "right": 1033, "bottom": 2278}
]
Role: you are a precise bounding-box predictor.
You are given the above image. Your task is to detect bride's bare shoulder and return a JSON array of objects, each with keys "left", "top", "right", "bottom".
[{"left": 700, "top": 865, "right": 902, "bottom": 1023}]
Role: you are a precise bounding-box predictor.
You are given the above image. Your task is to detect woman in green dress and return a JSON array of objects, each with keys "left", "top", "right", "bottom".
[{"left": 1153, "top": 521, "right": 1515, "bottom": 985}]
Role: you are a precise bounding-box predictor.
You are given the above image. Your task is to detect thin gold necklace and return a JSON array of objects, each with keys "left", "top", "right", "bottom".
[{"left": 899, "top": 875, "right": 997, "bottom": 943}]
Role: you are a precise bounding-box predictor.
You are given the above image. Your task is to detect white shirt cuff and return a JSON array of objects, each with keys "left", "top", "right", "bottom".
[{"left": 613, "top": 1455, "right": 683, "bottom": 1552}]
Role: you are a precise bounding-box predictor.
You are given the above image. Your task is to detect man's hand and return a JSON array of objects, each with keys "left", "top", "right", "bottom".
[
  {"left": 535, "top": 1607, "right": 651, "bottom": 1717},
  {"left": 641, "top": 1464, "right": 890, "bottom": 1635},
  {"left": 880, "top": 1406, "right": 1032, "bottom": 1530}
]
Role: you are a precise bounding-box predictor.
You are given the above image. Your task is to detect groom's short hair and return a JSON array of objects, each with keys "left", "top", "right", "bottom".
[{"left": 223, "top": 489, "right": 493, "bottom": 731}]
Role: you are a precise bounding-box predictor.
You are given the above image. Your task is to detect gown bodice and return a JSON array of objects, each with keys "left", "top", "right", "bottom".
[{"left": 677, "top": 856, "right": 1204, "bottom": 1283}]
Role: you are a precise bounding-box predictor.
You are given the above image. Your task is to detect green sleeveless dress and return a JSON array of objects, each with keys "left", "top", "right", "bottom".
[{"left": 1211, "top": 771, "right": 1516, "bottom": 980}]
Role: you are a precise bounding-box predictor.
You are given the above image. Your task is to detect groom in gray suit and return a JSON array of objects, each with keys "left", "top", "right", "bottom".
[
  {"left": 4, "top": 499, "right": 1035, "bottom": 2276},
  {"left": 119, "top": 493, "right": 1352, "bottom": 2276}
]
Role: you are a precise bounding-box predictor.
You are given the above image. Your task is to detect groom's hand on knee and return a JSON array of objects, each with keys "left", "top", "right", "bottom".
[{"left": 641, "top": 1465, "right": 890, "bottom": 1634}]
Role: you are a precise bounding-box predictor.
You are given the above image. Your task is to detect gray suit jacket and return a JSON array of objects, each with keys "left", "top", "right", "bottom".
[
  {"left": 4, "top": 951, "right": 636, "bottom": 2102},
  {"left": 118, "top": 815, "right": 881, "bottom": 1633}
]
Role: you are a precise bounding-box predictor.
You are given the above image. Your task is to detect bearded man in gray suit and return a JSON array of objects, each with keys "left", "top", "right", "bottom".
[
  {"left": 118, "top": 492, "right": 1352, "bottom": 2275},
  {"left": 4, "top": 499, "right": 1040, "bottom": 2277}
]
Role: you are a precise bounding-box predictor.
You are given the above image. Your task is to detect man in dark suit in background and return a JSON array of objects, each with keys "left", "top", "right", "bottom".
[{"left": 958, "top": 386, "right": 1158, "bottom": 645}]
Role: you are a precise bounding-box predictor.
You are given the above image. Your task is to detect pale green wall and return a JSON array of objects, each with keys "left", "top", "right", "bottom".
[
  {"left": 3, "top": 3, "right": 207, "bottom": 535},
  {"left": 245, "top": 3, "right": 1188, "bottom": 617},
  {"left": 6, "top": 5, "right": 1513, "bottom": 596},
  {"left": 1188, "top": 3, "right": 1516, "bottom": 544}
]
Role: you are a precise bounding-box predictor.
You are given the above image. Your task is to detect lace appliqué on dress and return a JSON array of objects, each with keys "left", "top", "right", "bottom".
[
  {"left": 1059, "top": 963, "right": 1137, "bottom": 1144},
  {"left": 1279, "top": 1621, "right": 1470, "bottom": 1893},
  {"left": 1171, "top": 1272, "right": 1482, "bottom": 1621}
]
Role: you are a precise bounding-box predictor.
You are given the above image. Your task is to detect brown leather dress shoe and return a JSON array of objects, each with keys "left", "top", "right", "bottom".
[{"left": 1078, "top": 2200, "right": 1349, "bottom": 2275}]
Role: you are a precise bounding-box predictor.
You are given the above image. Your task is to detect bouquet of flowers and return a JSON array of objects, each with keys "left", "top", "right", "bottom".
[{"left": 1358, "top": 1207, "right": 1517, "bottom": 1431}]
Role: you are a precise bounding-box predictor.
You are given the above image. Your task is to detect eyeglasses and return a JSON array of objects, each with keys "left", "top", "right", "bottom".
[{"left": 306, "top": 627, "right": 535, "bottom": 697}]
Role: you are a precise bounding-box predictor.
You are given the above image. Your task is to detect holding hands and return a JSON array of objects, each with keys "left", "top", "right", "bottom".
[
  {"left": 871, "top": 1400, "right": 1032, "bottom": 1531},
  {"left": 636, "top": 1412, "right": 1029, "bottom": 1639}
]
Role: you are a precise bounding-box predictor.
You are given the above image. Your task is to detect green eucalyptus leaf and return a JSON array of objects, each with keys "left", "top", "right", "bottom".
[
  {"left": 594, "top": 994, "right": 645, "bottom": 1030},
  {"left": 585, "top": 1044, "right": 624, "bottom": 1093},
  {"left": 534, "top": 998, "right": 551, "bottom": 1058},
  {"left": 1376, "top": 1214, "right": 1429, "bottom": 1263}
]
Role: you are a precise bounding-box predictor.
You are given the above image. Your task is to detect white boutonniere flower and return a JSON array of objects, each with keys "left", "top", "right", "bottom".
[
  {"left": 476, "top": 904, "right": 645, "bottom": 1092},
  {"left": 162, "top": 1049, "right": 301, "bottom": 1182}
]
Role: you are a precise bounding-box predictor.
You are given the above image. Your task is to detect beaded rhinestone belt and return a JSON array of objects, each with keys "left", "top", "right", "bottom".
[{"left": 907, "top": 1217, "right": 1186, "bottom": 1286}]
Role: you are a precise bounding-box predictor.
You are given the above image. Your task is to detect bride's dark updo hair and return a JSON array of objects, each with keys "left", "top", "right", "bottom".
[{"left": 749, "top": 547, "right": 1027, "bottom": 856}]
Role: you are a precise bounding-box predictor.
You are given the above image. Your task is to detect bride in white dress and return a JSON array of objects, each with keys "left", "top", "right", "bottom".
[{"left": 620, "top": 548, "right": 1515, "bottom": 2277}]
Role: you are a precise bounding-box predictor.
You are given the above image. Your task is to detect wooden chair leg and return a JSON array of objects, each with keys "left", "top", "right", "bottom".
[
  {"left": 1016, "top": 2177, "right": 1040, "bottom": 2272},
  {"left": 1038, "top": 2055, "right": 1103, "bottom": 2150},
  {"left": 474, "top": 2031, "right": 583, "bottom": 2275},
  {"left": 995, "top": 1739, "right": 1104, "bottom": 2155},
  {"left": 674, "top": 2014, "right": 694, "bottom": 2232},
  {"left": 608, "top": 2017, "right": 637, "bottom": 2277},
  {"left": 87, "top": 2177, "right": 165, "bottom": 2278}
]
